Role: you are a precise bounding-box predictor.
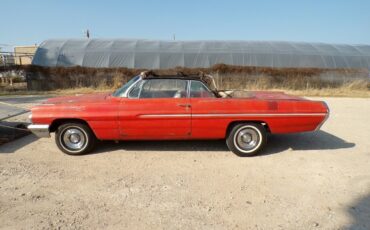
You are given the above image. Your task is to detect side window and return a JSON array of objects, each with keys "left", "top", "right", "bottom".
[
  {"left": 139, "top": 79, "right": 188, "bottom": 98},
  {"left": 190, "top": 80, "right": 215, "bottom": 98}
]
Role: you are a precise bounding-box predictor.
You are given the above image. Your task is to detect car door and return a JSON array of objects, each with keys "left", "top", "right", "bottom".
[
  {"left": 119, "top": 78, "right": 191, "bottom": 139},
  {"left": 189, "top": 80, "right": 230, "bottom": 139}
]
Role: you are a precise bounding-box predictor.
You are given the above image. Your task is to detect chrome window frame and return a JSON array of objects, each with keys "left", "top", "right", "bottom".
[
  {"left": 186, "top": 80, "right": 191, "bottom": 98},
  {"left": 189, "top": 80, "right": 215, "bottom": 98},
  {"left": 127, "top": 79, "right": 144, "bottom": 99},
  {"left": 127, "top": 78, "right": 189, "bottom": 99},
  {"left": 117, "top": 76, "right": 142, "bottom": 98},
  {"left": 111, "top": 75, "right": 141, "bottom": 98}
]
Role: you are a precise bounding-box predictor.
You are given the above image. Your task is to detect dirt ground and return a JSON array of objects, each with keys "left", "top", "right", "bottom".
[{"left": 0, "top": 97, "right": 369, "bottom": 229}]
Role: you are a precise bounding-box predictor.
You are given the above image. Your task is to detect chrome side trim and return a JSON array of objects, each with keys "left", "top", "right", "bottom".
[
  {"left": 27, "top": 124, "right": 50, "bottom": 138},
  {"left": 139, "top": 113, "right": 327, "bottom": 118},
  {"left": 192, "top": 113, "right": 327, "bottom": 117},
  {"left": 140, "top": 114, "right": 191, "bottom": 118}
]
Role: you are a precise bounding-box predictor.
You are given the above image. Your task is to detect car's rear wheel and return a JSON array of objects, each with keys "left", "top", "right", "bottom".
[
  {"left": 55, "top": 122, "right": 96, "bottom": 155},
  {"left": 226, "top": 123, "right": 266, "bottom": 156}
]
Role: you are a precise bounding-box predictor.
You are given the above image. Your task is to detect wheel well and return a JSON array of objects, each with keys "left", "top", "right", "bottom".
[
  {"left": 225, "top": 120, "right": 271, "bottom": 138},
  {"left": 49, "top": 118, "right": 90, "bottom": 132}
]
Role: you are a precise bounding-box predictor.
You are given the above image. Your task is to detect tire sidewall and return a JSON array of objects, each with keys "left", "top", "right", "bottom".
[
  {"left": 56, "top": 123, "right": 95, "bottom": 155},
  {"left": 227, "top": 123, "right": 266, "bottom": 156}
]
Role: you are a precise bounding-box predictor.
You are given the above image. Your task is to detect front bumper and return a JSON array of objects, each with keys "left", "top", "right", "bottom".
[{"left": 27, "top": 124, "right": 50, "bottom": 138}]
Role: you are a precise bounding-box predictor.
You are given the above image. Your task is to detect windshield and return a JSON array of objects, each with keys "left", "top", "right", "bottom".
[{"left": 112, "top": 75, "right": 140, "bottom": 97}]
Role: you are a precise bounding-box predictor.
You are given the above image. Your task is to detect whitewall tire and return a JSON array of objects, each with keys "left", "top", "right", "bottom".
[
  {"left": 226, "top": 123, "right": 267, "bottom": 156},
  {"left": 55, "top": 122, "right": 96, "bottom": 155}
]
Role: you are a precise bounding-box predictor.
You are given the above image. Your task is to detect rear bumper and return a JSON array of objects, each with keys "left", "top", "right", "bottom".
[{"left": 27, "top": 124, "right": 50, "bottom": 138}]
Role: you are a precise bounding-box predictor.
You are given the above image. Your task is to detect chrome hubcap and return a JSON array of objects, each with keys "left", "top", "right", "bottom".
[
  {"left": 236, "top": 128, "right": 259, "bottom": 151},
  {"left": 62, "top": 128, "right": 86, "bottom": 150},
  {"left": 70, "top": 133, "right": 80, "bottom": 143}
]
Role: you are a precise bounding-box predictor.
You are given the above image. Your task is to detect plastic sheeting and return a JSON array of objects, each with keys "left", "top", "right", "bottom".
[{"left": 32, "top": 39, "right": 370, "bottom": 69}]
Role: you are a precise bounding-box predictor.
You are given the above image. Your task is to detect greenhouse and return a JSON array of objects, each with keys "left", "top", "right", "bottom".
[{"left": 32, "top": 39, "right": 370, "bottom": 69}]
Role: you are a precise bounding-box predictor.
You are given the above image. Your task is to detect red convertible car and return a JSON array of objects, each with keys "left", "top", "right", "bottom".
[{"left": 28, "top": 72, "right": 329, "bottom": 156}]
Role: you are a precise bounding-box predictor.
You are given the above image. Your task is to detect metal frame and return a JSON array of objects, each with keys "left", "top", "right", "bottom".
[
  {"left": 189, "top": 80, "right": 216, "bottom": 98},
  {"left": 121, "top": 76, "right": 142, "bottom": 98},
  {"left": 126, "top": 78, "right": 215, "bottom": 99},
  {"left": 127, "top": 78, "right": 192, "bottom": 99},
  {"left": 127, "top": 79, "right": 144, "bottom": 99}
]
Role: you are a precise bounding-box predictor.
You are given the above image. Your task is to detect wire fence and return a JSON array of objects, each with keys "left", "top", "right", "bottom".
[{"left": 0, "top": 51, "right": 35, "bottom": 67}]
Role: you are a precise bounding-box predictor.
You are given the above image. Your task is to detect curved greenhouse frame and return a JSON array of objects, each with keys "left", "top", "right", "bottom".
[{"left": 32, "top": 39, "right": 370, "bottom": 69}]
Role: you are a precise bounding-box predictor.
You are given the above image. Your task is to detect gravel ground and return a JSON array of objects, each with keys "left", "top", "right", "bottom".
[{"left": 0, "top": 97, "right": 369, "bottom": 230}]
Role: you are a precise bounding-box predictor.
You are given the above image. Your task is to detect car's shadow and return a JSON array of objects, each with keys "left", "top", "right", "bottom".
[
  {"left": 0, "top": 130, "right": 355, "bottom": 155},
  {"left": 0, "top": 121, "right": 33, "bottom": 154},
  {"left": 346, "top": 192, "right": 370, "bottom": 230},
  {"left": 262, "top": 130, "right": 355, "bottom": 155},
  {"left": 93, "top": 130, "right": 355, "bottom": 156},
  {"left": 0, "top": 133, "right": 37, "bottom": 154}
]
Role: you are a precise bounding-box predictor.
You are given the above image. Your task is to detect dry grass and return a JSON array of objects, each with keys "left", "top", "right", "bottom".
[
  {"left": 286, "top": 89, "right": 370, "bottom": 97},
  {"left": 269, "top": 83, "right": 370, "bottom": 98},
  {"left": 0, "top": 64, "right": 369, "bottom": 97},
  {"left": 0, "top": 87, "right": 110, "bottom": 96},
  {"left": 1, "top": 81, "right": 368, "bottom": 98}
]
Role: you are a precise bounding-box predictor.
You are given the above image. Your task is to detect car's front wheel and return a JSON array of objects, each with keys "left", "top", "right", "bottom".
[
  {"left": 226, "top": 123, "right": 267, "bottom": 156},
  {"left": 55, "top": 122, "right": 96, "bottom": 155}
]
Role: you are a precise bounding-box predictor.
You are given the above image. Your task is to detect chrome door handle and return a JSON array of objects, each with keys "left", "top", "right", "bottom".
[{"left": 177, "top": 104, "right": 191, "bottom": 108}]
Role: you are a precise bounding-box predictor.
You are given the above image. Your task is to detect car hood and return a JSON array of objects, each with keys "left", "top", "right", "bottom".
[{"left": 44, "top": 93, "right": 111, "bottom": 105}]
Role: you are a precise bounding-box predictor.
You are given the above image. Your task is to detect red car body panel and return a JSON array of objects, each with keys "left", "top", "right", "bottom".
[
  {"left": 118, "top": 97, "right": 191, "bottom": 139},
  {"left": 30, "top": 91, "right": 328, "bottom": 141}
]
